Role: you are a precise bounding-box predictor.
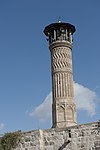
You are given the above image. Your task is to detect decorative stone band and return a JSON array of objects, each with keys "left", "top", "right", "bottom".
[
  {"left": 49, "top": 41, "right": 72, "bottom": 50},
  {"left": 50, "top": 43, "right": 72, "bottom": 72}
]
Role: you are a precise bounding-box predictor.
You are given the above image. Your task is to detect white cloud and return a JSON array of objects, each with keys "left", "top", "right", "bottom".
[
  {"left": 0, "top": 123, "right": 4, "bottom": 130},
  {"left": 30, "top": 92, "right": 52, "bottom": 122},
  {"left": 74, "top": 83, "right": 96, "bottom": 116},
  {"left": 30, "top": 82, "right": 98, "bottom": 122}
]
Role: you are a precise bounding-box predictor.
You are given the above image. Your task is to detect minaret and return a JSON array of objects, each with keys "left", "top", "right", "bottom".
[{"left": 44, "top": 21, "right": 77, "bottom": 128}]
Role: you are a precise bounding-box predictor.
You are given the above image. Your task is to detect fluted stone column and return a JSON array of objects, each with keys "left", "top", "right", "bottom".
[{"left": 44, "top": 22, "right": 77, "bottom": 128}]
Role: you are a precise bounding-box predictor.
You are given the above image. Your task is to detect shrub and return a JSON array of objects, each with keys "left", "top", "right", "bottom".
[{"left": 0, "top": 131, "right": 22, "bottom": 150}]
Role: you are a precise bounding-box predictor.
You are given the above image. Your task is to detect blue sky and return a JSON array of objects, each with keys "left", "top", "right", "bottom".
[{"left": 0, "top": 0, "right": 100, "bottom": 134}]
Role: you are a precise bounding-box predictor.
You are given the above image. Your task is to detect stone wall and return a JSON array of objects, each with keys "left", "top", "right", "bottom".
[{"left": 15, "top": 122, "right": 100, "bottom": 150}]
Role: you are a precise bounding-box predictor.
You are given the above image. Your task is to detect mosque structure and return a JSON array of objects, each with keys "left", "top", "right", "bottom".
[
  {"left": 44, "top": 21, "right": 77, "bottom": 128},
  {"left": 14, "top": 21, "right": 100, "bottom": 150}
]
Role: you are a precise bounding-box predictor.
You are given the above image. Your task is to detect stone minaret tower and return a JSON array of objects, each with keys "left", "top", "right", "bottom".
[{"left": 44, "top": 21, "right": 77, "bottom": 128}]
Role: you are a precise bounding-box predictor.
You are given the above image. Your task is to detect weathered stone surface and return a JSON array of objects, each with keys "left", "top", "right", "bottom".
[{"left": 15, "top": 122, "right": 100, "bottom": 150}]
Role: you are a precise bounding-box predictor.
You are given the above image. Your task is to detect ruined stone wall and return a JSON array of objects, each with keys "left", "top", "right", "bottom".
[{"left": 15, "top": 122, "right": 100, "bottom": 150}]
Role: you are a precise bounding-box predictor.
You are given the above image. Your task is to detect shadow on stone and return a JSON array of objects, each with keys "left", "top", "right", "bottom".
[{"left": 58, "top": 140, "right": 71, "bottom": 150}]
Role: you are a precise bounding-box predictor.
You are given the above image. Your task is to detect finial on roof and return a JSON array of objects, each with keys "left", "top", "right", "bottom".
[{"left": 58, "top": 16, "right": 61, "bottom": 23}]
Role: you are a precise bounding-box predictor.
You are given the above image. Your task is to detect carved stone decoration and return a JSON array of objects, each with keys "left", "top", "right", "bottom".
[
  {"left": 51, "top": 47, "right": 72, "bottom": 72},
  {"left": 58, "top": 106, "right": 65, "bottom": 122},
  {"left": 66, "top": 106, "right": 73, "bottom": 121},
  {"left": 44, "top": 22, "right": 77, "bottom": 128}
]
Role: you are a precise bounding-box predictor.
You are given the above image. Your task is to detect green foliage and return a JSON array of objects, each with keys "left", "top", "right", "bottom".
[
  {"left": 0, "top": 141, "right": 3, "bottom": 150},
  {"left": 0, "top": 131, "right": 22, "bottom": 150}
]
